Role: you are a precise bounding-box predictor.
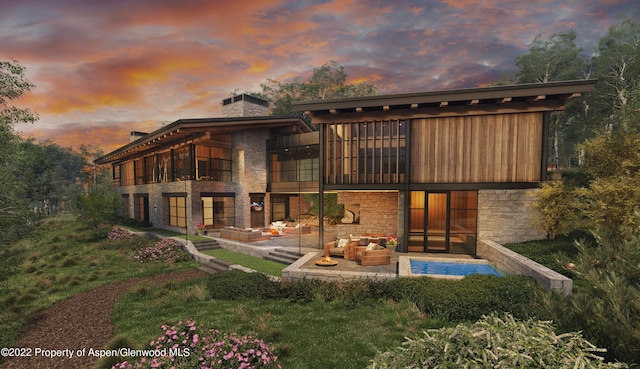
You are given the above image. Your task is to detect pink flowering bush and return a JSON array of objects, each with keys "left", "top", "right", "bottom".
[
  {"left": 112, "top": 320, "right": 280, "bottom": 369},
  {"left": 108, "top": 227, "right": 135, "bottom": 241},
  {"left": 133, "top": 238, "right": 191, "bottom": 263}
]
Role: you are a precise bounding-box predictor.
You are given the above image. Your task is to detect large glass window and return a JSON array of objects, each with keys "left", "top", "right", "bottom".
[
  {"left": 121, "top": 194, "right": 130, "bottom": 218},
  {"left": 134, "top": 158, "right": 145, "bottom": 185},
  {"left": 134, "top": 195, "right": 149, "bottom": 222},
  {"left": 157, "top": 151, "right": 172, "bottom": 183},
  {"left": 202, "top": 194, "right": 235, "bottom": 228},
  {"left": 408, "top": 190, "right": 477, "bottom": 254},
  {"left": 120, "top": 162, "right": 134, "bottom": 186},
  {"left": 269, "top": 145, "right": 319, "bottom": 182},
  {"left": 167, "top": 196, "right": 187, "bottom": 227},
  {"left": 173, "top": 146, "right": 192, "bottom": 181},
  {"left": 326, "top": 120, "right": 405, "bottom": 184},
  {"left": 145, "top": 155, "right": 156, "bottom": 184},
  {"left": 196, "top": 146, "right": 232, "bottom": 182},
  {"left": 112, "top": 165, "right": 121, "bottom": 184}
]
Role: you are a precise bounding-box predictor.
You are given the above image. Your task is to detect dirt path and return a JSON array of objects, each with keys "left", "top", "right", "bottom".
[{"left": 2, "top": 269, "right": 205, "bottom": 369}]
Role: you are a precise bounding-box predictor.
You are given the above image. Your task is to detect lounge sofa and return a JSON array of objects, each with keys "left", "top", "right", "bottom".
[
  {"left": 355, "top": 245, "right": 391, "bottom": 266},
  {"left": 324, "top": 238, "right": 356, "bottom": 258}
]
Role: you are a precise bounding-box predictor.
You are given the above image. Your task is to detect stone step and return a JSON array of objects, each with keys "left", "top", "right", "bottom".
[
  {"left": 193, "top": 240, "right": 221, "bottom": 251},
  {"left": 197, "top": 256, "right": 233, "bottom": 274},
  {"left": 197, "top": 264, "right": 221, "bottom": 274},
  {"left": 264, "top": 249, "right": 303, "bottom": 265}
]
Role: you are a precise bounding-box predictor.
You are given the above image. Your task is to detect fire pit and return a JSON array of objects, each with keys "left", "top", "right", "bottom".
[{"left": 316, "top": 244, "right": 338, "bottom": 266}]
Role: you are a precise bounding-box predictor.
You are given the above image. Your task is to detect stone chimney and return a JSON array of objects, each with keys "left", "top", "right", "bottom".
[
  {"left": 130, "top": 131, "right": 148, "bottom": 142},
  {"left": 221, "top": 94, "right": 269, "bottom": 117}
]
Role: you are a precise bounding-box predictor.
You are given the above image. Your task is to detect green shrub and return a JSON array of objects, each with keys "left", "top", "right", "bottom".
[
  {"left": 383, "top": 275, "right": 543, "bottom": 321},
  {"left": 369, "top": 313, "right": 628, "bottom": 368},
  {"left": 207, "top": 270, "right": 280, "bottom": 300},
  {"left": 539, "top": 218, "right": 640, "bottom": 364},
  {"left": 95, "top": 335, "right": 137, "bottom": 369},
  {"left": 504, "top": 233, "right": 583, "bottom": 276},
  {"left": 533, "top": 179, "right": 585, "bottom": 239}
]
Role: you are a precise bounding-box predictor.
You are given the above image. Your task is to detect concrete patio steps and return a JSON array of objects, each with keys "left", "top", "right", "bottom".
[
  {"left": 196, "top": 257, "right": 232, "bottom": 274},
  {"left": 193, "top": 240, "right": 221, "bottom": 251},
  {"left": 264, "top": 249, "right": 304, "bottom": 265}
]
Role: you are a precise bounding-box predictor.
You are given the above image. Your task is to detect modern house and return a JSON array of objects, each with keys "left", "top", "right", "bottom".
[
  {"left": 293, "top": 79, "right": 596, "bottom": 253},
  {"left": 96, "top": 79, "right": 596, "bottom": 256},
  {"left": 94, "top": 94, "right": 314, "bottom": 234}
]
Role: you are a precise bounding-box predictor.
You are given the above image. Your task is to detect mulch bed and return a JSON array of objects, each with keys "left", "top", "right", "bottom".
[{"left": 2, "top": 269, "right": 205, "bottom": 369}]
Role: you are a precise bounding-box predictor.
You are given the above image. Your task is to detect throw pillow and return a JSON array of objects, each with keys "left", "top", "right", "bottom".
[
  {"left": 366, "top": 242, "right": 377, "bottom": 251},
  {"left": 337, "top": 238, "right": 349, "bottom": 248}
]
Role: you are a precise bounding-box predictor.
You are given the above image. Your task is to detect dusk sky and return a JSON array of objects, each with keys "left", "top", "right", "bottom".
[{"left": 2, "top": 0, "right": 637, "bottom": 154}]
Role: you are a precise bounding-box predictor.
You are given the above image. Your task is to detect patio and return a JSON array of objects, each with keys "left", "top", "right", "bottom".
[{"left": 206, "top": 230, "right": 476, "bottom": 282}]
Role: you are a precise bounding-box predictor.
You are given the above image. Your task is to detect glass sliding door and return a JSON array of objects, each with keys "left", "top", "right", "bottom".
[
  {"left": 426, "top": 193, "right": 448, "bottom": 252},
  {"left": 449, "top": 191, "right": 477, "bottom": 254},
  {"left": 408, "top": 190, "right": 477, "bottom": 254},
  {"left": 408, "top": 191, "right": 426, "bottom": 252}
]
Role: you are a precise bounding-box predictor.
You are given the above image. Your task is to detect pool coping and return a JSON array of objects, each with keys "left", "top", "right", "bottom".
[{"left": 398, "top": 256, "right": 499, "bottom": 280}]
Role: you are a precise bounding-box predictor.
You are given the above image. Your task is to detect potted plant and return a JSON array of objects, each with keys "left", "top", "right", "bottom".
[
  {"left": 196, "top": 223, "right": 206, "bottom": 235},
  {"left": 386, "top": 234, "right": 398, "bottom": 248}
]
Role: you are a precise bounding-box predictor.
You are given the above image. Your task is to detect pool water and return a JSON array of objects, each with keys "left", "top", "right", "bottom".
[{"left": 410, "top": 260, "right": 502, "bottom": 277}]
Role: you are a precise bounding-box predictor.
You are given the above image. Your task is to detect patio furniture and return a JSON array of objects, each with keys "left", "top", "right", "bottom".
[
  {"left": 324, "top": 239, "right": 349, "bottom": 258},
  {"left": 220, "top": 227, "right": 264, "bottom": 241},
  {"left": 355, "top": 244, "right": 391, "bottom": 266}
]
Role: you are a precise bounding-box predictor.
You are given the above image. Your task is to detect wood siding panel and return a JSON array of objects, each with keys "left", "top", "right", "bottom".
[{"left": 410, "top": 112, "right": 543, "bottom": 183}]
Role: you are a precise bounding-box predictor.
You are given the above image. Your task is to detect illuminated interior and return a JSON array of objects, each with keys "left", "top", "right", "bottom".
[{"left": 409, "top": 191, "right": 477, "bottom": 254}]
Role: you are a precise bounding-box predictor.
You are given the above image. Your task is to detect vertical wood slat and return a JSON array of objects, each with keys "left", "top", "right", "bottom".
[{"left": 410, "top": 112, "right": 543, "bottom": 183}]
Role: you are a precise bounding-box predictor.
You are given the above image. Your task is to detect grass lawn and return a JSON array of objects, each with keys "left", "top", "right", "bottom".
[
  {"left": 111, "top": 276, "right": 445, "bottom": 369},
  {"left": 503, "top": 234, "right": 582, "bottom": 276},
  {"left": 201, "top": 248, "right": 287, "bottom": 276},
  {"left": 2, "top": 215, "right": 559, "bottom": 369},
  {"left": 0, "top": 214, "right": 197, "bottom": 349}
]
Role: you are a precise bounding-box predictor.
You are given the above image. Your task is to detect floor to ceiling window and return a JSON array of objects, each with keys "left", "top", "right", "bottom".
[
  {"left": 408, "top": 190, "right": 477, "bottom": 254},
  {"left": 201, "top": 193, "right": 235, "bottom": 228}
]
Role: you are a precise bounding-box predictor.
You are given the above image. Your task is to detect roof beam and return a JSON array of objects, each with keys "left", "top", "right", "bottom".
[
  {"left": 439, "top": 101, "right": 448, "bottom": 108},
  {"left": 499, "top": 97, "right": 512, "bottom": 104},
  {"left": 528, "top": 95, "right": 546, "bottom": 102},
  {"left": 467, "top": 99, "right": 479, "bottom": 105}
]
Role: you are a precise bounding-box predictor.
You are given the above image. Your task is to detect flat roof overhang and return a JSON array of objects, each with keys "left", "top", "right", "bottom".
[
  {"left": 95, "top": 115, "right": 311, "bottom": 165},
  {"left": 292, "top": 79, "right": 596, "bottom": 118}
]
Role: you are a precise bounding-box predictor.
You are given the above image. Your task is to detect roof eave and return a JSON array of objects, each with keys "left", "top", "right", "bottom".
[
  {"left": 292, "top": 79, "right": 597, "bottom": 113},
  {"left": 94, "top": 115, "right": 309, "bottom": 165}
]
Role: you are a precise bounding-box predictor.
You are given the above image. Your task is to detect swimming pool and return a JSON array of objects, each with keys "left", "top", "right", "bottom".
[{"left": 399, "top": 256, "right": 503, "bottom": 279}]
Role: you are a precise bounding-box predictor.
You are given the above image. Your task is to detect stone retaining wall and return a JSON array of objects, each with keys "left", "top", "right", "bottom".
[
  {"left": 477, "top": 239, "right": 572, "bottom": 295},
  {"left": 281, "top": 253, "right": 396, "bottom": 282}
]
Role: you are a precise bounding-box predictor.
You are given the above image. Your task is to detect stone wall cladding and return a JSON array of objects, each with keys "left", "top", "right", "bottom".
[
  {"left": 222, "top": 100, "right": 269, "bottom": 118},
  {"left": 334, "top": 192, "right": 399, "bottom": 239},
  {"left": 115, "top": 180, "right": 236, "bottom": 234},
  {"left": 233, "top": 129, "right": 269, "bottom": 228},
  {"left": 477, "top": 189, "right": 545, "bottom": 244}
]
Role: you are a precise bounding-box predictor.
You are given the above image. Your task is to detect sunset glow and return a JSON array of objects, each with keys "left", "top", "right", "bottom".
[{"left": 1, "top": 0, "right": 636, "bottom": 153}]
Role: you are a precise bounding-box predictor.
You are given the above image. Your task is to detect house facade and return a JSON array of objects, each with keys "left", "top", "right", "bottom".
[
  {"left": 293, "top": 79, "right": 596, "bottom": 253},
  {"left": 95, "top": 94, "right": 314, "bottom": 234},
  {"left": 96, "top": 80, "right": 595, "bottom": 256}
]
